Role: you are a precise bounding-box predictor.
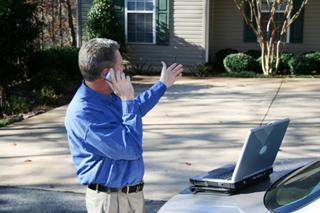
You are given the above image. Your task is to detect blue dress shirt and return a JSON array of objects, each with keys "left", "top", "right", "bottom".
[{"left": 64, "top": 80, "right": 167, "bottom": 188}]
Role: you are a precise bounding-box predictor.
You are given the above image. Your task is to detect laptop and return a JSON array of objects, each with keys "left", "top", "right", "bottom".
[{"left": 190, "top": 118, "right": 290, "bottom": 194}]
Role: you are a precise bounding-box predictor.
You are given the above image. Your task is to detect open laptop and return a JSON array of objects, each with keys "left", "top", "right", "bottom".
[{"left": 190, "top": 118, "right": 290, "bottom": 194}]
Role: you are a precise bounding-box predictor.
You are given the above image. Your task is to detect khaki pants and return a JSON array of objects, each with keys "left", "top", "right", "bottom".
[{"left": 86, "top": 187, "right": 145, "bottom": 213}]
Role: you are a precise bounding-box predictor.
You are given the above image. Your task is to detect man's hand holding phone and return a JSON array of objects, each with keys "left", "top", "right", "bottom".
[{"left": 106, "top": 69, "right": 134, "bottom": 101}]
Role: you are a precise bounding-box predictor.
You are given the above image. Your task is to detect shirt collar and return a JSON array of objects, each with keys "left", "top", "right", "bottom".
[{"left": 79, "top": 81, "right": 117, "bottom": 103}]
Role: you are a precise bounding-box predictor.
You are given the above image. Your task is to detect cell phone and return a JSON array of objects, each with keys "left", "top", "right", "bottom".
[{"left": 104, "top": 71, "right": 112, "bottom": 83}]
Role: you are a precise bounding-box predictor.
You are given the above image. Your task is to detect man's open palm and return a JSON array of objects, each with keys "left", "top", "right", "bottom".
[{"left": 160, "top": 61, "right": 183, "bottom": 88}]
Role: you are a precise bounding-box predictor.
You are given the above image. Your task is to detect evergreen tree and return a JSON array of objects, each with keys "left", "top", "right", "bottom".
[{"left": 86, "top": 0, "right": 126, "bottom": 52}]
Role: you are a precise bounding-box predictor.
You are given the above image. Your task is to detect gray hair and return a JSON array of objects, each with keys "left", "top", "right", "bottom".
[{"left": 78, "top": 38, "right": 120, "bottom": 81}]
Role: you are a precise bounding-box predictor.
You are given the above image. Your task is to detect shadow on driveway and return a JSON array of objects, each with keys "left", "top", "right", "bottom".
[{"left": 0, "top": 186, "right": 165, "bottom": 213}]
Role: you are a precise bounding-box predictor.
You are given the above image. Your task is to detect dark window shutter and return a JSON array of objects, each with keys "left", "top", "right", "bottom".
[
  {"left": 290, "top": 0, "right": 304, "bottom": 43},
  {"left": 244, "top": 3, "right": 256, "bottom": 43},
  {"left": 156, "top": 0, "right": 170, "bottom": 45},
  {"left": 113, "top": 0, "right": 124, "bottom": 33}
]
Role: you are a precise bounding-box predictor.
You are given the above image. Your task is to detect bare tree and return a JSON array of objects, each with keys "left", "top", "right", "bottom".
[{"left": 233, "top": 0, "right": 309, "bottom": 75}]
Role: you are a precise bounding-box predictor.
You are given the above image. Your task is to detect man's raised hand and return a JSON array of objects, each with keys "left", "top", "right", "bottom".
[{"left": 160, "top": 61, "right": 183, "bottom": 88}]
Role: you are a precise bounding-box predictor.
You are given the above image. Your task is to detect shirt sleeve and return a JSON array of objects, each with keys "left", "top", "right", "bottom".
[
  {"left": 82, "top": 101, "right": 143, "bottom": 160},
  {"left": 135, "top": 80, "right": 167, "bottom": 117}
]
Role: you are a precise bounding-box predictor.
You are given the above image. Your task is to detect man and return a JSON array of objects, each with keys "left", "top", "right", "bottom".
[{"left": 64, "top": 38, "right": 183, "bottom": 213}]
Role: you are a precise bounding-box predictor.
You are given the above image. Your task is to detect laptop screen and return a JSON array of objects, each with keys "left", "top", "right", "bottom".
[{"left": 232, "top": 118, "right": 290, "bottom": 181}]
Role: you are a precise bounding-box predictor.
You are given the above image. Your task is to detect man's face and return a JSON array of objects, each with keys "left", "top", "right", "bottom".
[{"left": 113, "top": 50, "right": 125, "bottom": 73}]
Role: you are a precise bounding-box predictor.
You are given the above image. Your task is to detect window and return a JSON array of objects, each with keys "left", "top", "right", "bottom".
[
  {"left": 264, "top": 160, "right": 320, "bottom": 213},
  {"left": 244, "top": 0, "right": 304, "bottom": 43},
  {"left": 260, "top": 0, "right": 290, "bottom": 42},
  {"left": 125, "top": 0, "right": 155, "bottom": 43}
]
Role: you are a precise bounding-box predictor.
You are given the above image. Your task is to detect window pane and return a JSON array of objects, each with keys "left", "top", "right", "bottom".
[
  {"left": 127, "top": 0, "right": 154, "bottom": 11},
  {"left": 127, "top": 13, "right": 153, "bottom": 43},
  {"left": 145, "top": 33, "right": 153, "bottom": 42},
  {"left": 146, "top": 3, "right": 153, "bottom": 10},
  {"left": 128, "top": 2, "right": 135, "bottom": 10},
  {"left": 137, "top": 2, "right": 144, "bottom": 10},
  {"left": 261, "top": 0, "right": 287, "bottom": 11},
  {"left": 146, "top": 0, "right": 153, "bottom": 10},
  {"left": 261, "top": 12, "right": 284, "bottom": 40}
]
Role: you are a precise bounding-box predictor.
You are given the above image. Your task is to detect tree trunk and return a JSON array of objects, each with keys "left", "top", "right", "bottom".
[
  {"left": 59, "top": 0, "right": 63, "bottom": 47},
  {"left": 261, "top": 41, "right": 276, "bottom": 75},
  {"left": 51, "top": 0, "right": 56, "bottom": 44},
  {"left": 66, "top": 0, "right": 76, "bottom": 47}
]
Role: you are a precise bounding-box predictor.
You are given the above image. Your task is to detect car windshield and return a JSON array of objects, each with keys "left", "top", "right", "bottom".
[{"left": 264, "top": 160, "right": 320, "bottom": 212}]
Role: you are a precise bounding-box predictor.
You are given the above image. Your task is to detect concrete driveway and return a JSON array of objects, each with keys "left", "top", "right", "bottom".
[{"left": 0, "top": 77, "right": 319, "bottom": 212}]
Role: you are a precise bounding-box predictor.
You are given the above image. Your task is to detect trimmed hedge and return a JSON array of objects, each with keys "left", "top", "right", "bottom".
[
  {"left": 288, "top": 56, "right": 318, "bottom": 75},
  {"left": 277, "top": 53, "right": 294, "bottom": 74},
  {"left": 256, "top": 53, "right": 294, "bottom": 74},
  {"left": 223, "top": 53, "right": 260, "bottom": 73},
  {"left": 27, "top": 46, "right": 81, "bottom": 92},
  {"left": 215, "top": 48, "right": 238, "bottom": 71},
  {"left": 304, "top": 52, "right": 320, "bottom": 73}
]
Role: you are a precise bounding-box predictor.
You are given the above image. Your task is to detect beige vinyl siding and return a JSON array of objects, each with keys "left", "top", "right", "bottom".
[
  {"left": 209, "top": 0, "right": 320, "bottom": 63},
  {"left": 128, "top": 0, "right": 206, "bottom": 69},
  {"left": 78, "top": 0, "right": 206, "bottom": 69}
]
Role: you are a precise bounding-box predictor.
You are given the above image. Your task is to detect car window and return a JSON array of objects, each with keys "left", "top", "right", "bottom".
[{"left": 264, "top": 160, "right": 320, "bottom": 213}]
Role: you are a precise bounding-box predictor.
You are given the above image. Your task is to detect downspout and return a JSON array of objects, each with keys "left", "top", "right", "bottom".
[{"left": 204, "top": 0, "right": 210, "bottom": 63}]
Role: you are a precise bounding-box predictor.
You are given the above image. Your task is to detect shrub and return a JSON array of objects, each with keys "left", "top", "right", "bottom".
[
  {"left": 33, "top": 86, "right": 62, "bottom": 106},
  {"left": 187, "top": 64, "right": 211, "bottom": 77},
  {"left": 304, "top": 52, "right": 320, "bottom": 73},
  {"left": 4, "top": 95, "right": 29, "bottom": 116},
  {"left": 304, "top": 51, "right": 320, "bottom": 61},
  {"left": 125, "top": 60, "right": 156, "bottom": 76},
  {"left": 245, "top": 50, "right": 261, "bottom": 59},
  {"left": 288, "top": 56, "right": 318, "bottom": 75},
  {"left": 277, "top": 53, "right": 294, "bottom": 74},
  {"left": 256, "top": 53, "right": 294, "bottom": 75},
  {"left": 86, "top": 0, "right": 126, "bottom": 52},
  {"left": 27, "top": 46, "right": 81, "bottom": 92},
  {"left": 223, "top": 53, "right": 260, "bottom": 73},
  {"left": 215, "top": 48, "right": 238, "bottom": 71}
]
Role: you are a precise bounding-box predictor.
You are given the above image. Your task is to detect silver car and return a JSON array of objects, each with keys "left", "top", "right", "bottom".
[{"left": 159, "top": 158, "right": 320, "bottom": 213}]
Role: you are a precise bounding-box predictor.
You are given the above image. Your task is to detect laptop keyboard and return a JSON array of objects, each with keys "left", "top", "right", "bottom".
[
  {"left": 206, "top": 166, "right": 235, "bottom": 180},
  {"left": 215, "top": 172, "right": 233, "bottom": 180}
]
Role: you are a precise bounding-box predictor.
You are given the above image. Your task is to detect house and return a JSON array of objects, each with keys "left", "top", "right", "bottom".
[{"left": 77, "top": 0, "right": 320, "bottom": 69}]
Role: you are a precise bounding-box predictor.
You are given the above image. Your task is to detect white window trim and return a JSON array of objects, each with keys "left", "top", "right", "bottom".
[
  {"left": 261, "top": 2, "right": 290, "bottom": 43},
  {"left": 125, "top": 0, "right": 156, "bottom": 44}
]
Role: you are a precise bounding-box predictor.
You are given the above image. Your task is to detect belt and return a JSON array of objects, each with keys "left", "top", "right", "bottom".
[{"left": 88, "top": 181, "right": 144, "bottom": 194}]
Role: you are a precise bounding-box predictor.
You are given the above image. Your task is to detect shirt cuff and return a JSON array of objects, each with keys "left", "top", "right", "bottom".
[
  {"left": 156, "top": 80, "right": 168, "bottom": 92},
  {"left": 122, "top": 100, "right": 139, "bottom": 114}
]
